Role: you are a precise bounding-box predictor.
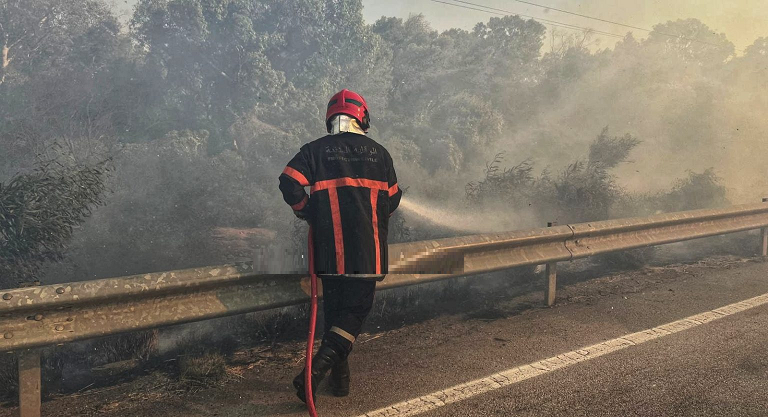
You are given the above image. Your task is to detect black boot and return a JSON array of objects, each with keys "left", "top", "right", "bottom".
[
  {"left": 293, "top": 345, "right": 343, "bottom": 404},
  {"left": 328, "top": 359, "right": 350, "bottom": 397}
]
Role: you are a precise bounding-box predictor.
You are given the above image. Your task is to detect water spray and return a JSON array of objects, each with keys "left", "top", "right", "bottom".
[{"left": 399, "top": 197, "right": 513, "bottom": 234}]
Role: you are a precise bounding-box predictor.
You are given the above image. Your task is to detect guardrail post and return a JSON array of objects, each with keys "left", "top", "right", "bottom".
[
  {"left": 762, "top": 198, "right": 768, "bottom": 258},
  {"left": 18, "top": 350, "right": 41, "bottom": 417},
  {"left": 546, "top": 222, "right": 558, "bottom": 307}
]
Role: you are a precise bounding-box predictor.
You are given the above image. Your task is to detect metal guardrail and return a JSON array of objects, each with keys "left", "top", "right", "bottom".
[{"left": 3, "top": 201, "right": 768, "bottom": 416}]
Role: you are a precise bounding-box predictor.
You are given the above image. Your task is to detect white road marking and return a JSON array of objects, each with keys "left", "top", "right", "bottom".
[{"left": 358, "top": 292, "right": 768, "bottom": 417}]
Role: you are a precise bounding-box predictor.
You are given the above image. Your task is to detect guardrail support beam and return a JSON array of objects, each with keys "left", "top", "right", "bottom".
[
  {"left": 546, "top": 262, "right": 557, "bottom": 307},
  {"left": 18, "top": 350, "right": 41, "bottom": 417},
  {"left": 546, "top": 222, "right": 558, "bottom": 307}
]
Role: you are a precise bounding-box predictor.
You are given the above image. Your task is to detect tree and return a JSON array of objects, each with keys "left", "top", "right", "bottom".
[
  {"left": 131, "top": 0, "right": 391, "bottom": 151},
  {"left": 131, "top": 0, "right": 289, "bottom": 149},
  {"left": 743, "top": 37, "right": 768, "bottom": 63},
  {"left": 645, "top": 19, "right": 735, "bottom": 66},
  {"left": 0, "top": 0, "right": 52, "bottom": 86},
  {"left": 373, "top": 14, "right": 547, "bottom": 172},
  {"left": 427, "top": 93, "right": 504, "bottom": 171},
  {"left": 0, "top": 0, "right": 123, "bottom": 175},
  {"left": 0, "top": 0, "right": 119, "bottom": 86},
  {"left": 372, "top": 14, "right": 438, "bottom": 110},
  {"left": 538, "top": 30, "right": 602, "bottom": 104},
  {"left": 66, "top": 130, "right": 280, "bottom": 279},
  {"left": 470, "top": 16, "right": 545, "bottom": 114},
  {"left": 0, "top": 153, "right": 111, "bottom": 288}
]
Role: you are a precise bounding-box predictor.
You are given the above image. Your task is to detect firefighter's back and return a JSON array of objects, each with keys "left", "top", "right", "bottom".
[{"left": 305, "top": 132, "right": 399, "bottom": 276}]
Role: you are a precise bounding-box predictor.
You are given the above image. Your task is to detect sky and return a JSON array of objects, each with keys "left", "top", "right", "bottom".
[
  {"left": 361, "top": 0, "right": 768, "bottom": 53},
  {"left": 112, "top": 0, "right": 768, "bottom": 53}
]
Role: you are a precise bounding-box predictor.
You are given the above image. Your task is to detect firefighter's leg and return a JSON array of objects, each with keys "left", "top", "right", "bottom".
[
  {"left": 329, "top": 354, "right": 351, "bottom": 397},
  {"left": 292, "top": 343, "right": 343, "bottom": 404},
  {"left": 292, "top": 277, "right": 346, "bottom": 403},
  {"left": 321, "top": 277, "right": 342, "bottom": 335},
  {"left": 323, "top": 278, "right": 377, "bottom": 397}
]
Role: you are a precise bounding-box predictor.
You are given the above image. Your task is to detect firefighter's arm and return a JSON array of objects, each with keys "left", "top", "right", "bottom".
[
  {"left": 279, "top": 147, "right": 313, "bottom": 220},
  {"left": 386, "top": 153, "right": 402, "bottom": 216}
]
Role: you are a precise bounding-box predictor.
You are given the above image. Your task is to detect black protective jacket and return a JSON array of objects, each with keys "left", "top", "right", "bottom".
[{"left": 279, "top": 132, "right": 402, "bottom": 277}]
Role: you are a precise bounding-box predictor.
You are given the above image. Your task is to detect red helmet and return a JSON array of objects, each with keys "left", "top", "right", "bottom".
[{"left": 325, "top": 89, "right": 370, "bottom": 133}]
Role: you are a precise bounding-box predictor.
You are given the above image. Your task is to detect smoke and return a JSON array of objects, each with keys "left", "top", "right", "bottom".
[
  {"left": 4, "top": 2, "right": 768, "bottom": 403},
  {"left": 2, "top": 0, "right": 765, "bottom": 287},
  {"left": 482, "top": 29, "right": 768, "bottom": 204}
]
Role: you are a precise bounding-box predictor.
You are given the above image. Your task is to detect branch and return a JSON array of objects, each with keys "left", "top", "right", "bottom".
[
  {"left": 8, "top": 13, "right": 50, "bottom": 49},
  {"left": 2, "top": 32, "right": 10, "bottom": 72},
  {"left": 202, "top": 54, "right": 233, "bottom": 81}
]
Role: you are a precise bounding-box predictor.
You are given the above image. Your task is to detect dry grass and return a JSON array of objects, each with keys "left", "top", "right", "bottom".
[
  {"left": 0, "top": 354, "right": 18, "bottom": 400},
  {"left": 178, "top": 353, "right": 227, "bottom": 387},
  {"left": 90, "top": 330, "right": 159, "bottom": 365}
]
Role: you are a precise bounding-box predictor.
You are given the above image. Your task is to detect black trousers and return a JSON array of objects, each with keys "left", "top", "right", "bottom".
[{"left": 319, "top": 277, "right": 377, "bottom": 359}]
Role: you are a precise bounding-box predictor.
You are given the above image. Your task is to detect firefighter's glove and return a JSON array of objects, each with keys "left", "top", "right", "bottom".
[{"left": 293, "top": 207, "right": 310, "bottom": 221}]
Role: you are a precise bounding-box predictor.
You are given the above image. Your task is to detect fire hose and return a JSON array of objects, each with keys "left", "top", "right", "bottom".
[{"left": 305, "top": 227, "right": 319, "bottom": 417}]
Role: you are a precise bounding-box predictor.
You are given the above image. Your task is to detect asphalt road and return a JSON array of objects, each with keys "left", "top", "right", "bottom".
[
  {"left": 5, "top": 256, "right": 768, "bottom": 417},
  {"left": 344, "top": 258, "right": 768, "bottom": 417}
]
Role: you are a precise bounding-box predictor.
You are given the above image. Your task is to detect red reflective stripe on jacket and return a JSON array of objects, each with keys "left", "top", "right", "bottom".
[
  {"left": 292, "top": 195, "right": 308, "bottom": 211},
  {"left": 328, "top": 187, "right": 345, "bottom": 274},
  {"left": 282, "top": 167, "right": 310, "bottom": 186},
  {"left": 370, "top": 189, "right": 381, "bottom": 275},
  {"left": 311, "top": 177, "right": 389, "bottom": 194},
  {"left": 279, "top": 133, "right": 398, "bottom": 276}
]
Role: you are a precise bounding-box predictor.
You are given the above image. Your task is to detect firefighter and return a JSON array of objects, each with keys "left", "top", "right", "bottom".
[{"left": 279, "top": 89, "right": 402, "bottom": 403}]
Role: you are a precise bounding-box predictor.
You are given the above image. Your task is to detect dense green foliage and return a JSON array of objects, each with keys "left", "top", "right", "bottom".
[{"left": 1, "top": 0, "right": 763, "bottom": 284}]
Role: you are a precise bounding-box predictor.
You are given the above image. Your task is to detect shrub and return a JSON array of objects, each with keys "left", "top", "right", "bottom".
[
  {"left": 0, "top": 152, "right": 111, "bottom": 288},
  {"left": 553, "top": 160, "right": 618, "bottom": 223},
  {"left": 467, "top": 128, "right": 641, "bottom": 225},
  {"left": 661, "top": 168, "right": 729, "bottom": 212},
  {"left": 593, "top": 247, "right": 657, "bottom": 271},
  {"left": 466, "top": 154, "right": 537, "bottom": 209},
  {"left": 588, "top": 128, "right": 642, "bottom": 169}
]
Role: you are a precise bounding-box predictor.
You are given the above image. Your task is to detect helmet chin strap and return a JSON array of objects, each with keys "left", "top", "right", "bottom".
[{"left": 329, "top": 115, "right": 366, "bottom": 135}]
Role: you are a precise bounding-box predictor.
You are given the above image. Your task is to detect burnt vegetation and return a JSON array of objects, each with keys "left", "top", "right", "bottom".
[{"left": 0, "top": 0, "right": 763, "bottom": 404}]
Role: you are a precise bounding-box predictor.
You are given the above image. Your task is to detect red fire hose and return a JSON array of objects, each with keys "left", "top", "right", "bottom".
[{"left": 305, "top": 227, "right": 319, "bottom": 417}]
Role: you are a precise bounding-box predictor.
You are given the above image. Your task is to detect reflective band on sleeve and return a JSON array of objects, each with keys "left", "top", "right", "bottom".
[
  {"left": 282, "top": 166, "right": 310, "bottom": 186},
  {"left": 291, "top": 195, "right": 309, "bottom": 211},
  {"left": 330, "top": 326, "right": 356, "bottom": 343},
  {"left": 388, "top": 183, "right": 399, "bottom": 197}
]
